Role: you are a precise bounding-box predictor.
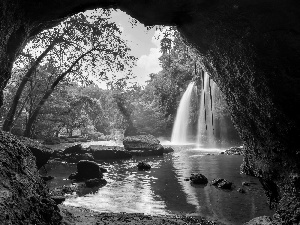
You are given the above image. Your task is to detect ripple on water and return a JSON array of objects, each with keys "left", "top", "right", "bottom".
[{"left": 43, "top": 145, "right": 274, "bottom": 225}]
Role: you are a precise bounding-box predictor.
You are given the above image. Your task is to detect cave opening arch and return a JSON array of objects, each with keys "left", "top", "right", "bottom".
[{"left": 1, "top": 0, "right": 300, "bottom": 223}]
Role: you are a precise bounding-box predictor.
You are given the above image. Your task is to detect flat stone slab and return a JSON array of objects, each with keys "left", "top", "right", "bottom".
[{"left": 123, "top": 135, "right": 161, "bottom": 151}]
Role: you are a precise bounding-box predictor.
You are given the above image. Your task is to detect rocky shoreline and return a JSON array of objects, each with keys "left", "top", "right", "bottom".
[
  {"left": 59, "top": 205, "right": 218, "bottom": 225},
  {"left": 0, "top": 132, "right": 272, "bottom": 224}
]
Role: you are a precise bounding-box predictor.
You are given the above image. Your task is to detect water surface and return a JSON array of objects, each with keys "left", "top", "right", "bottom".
[{"left": 43, "top": 144, "right": 273, "bottom": 224}]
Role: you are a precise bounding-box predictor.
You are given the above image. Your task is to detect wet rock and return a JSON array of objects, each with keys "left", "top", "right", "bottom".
[
  {"left": 63, "top": 144, "right": 85, "bottom": 154},
  {"left": 51, "top": 148, "right": 95, "bottom": 163},
  {"left": 87, "top": 145, "right": 132, "bottom": 160},
  {"left": 137, "top": 162, "right": 151, "bottom": 170},
  {"left": 51, "top": 196, "right": 65, "bottom": 205},
  {"left": 51, "top": 151, "right": 64, "bottom": 159},
  {"left": 211, "top": 178, "right": 233, "bottom": 189},
  {"left": 69, "top": 160, "right": 103, "bottom": 181},
  {"left": 123, "top": 135, "right": 164, "bottom": 156},
  {"left": 88, "top": 145, "right": 124, "bottom": 151},
  {"left": 237, "top": 188, "right": 246, "bottom": 193},
  {"left": 41, "top": 175, "right": 54, "bottom": 181},
  {"left": 163, "top": 146, "right": 174, "bottom": 153},
  {"left": 243, "top": 216, "right": 273, "bottom": 225},
  {"left": 123, "top": 135, "right": 161, "bottom": 151},
  {"left": 69, "top": 172, "right": 78, "bottom": 180},
  {"left": 100, "top": 167, "right": 108, "bottom": 173},
  {"left": 242, "top": 182, "right": 250, "bottom": 186},
  {"left": 50, "top": 185, "right": 79, "bottom": 196},
  {"left": 18, "top": 136, "right": 53, "bottom": 169},
  {"left": 85, "top": 178, "right": 107, "bottom": 188},
  {"left": 67, "top": 153, "right": 95, "bottom": 163},
  {"left": 224, "top": 146, "right": 244, "bottom": 155},
  {"left": 190, "top": 173, "right": 208, "bottom": 185},
  {"left": 0, "top": 131, "right": 61, "bottom": 224}
]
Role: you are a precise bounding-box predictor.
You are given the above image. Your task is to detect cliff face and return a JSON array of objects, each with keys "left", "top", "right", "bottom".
[
  {"left": 1, "top": 0, "right": 300, "bottom": 223},
  {"left": 0, "top": 131, "right": 61, "bottom": 224}
]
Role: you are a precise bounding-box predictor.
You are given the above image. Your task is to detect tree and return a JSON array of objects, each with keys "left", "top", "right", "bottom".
[
  {"left": 2, "top": 41, "right": 58, "bottom": 131},
  {"left": 2, "top": 9, "right": 136, "bottom": 137}
]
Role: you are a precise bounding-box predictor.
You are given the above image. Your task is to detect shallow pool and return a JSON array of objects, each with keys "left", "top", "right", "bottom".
[{"left": 42, "top": 144, "right": 273, "bottom": 224}]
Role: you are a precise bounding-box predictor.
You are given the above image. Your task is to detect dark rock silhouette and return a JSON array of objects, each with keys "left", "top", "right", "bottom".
[
  {"left": 63, "top": 144, "right": 85, "bottom": 154},
  {"left": 88, "top": 145, "right": 132, "bottom": 160},
  {"left": 211, "top": 178, "right": 233, "bottom": 190},
  {"left": 0, "top": 131, "right": 61, "bottom": 224},
  {"left": 18, "top": 136, "right": 53, "bottom": 169},
  {"left": 237, "top": 188, "right": 246, "bottom": 194},
  {"left": 163, "top": 146, "right": 175, "bottom": 153},
  {"left": 190, "top": 173, "right": 208, "bottom": 185},
  {"left": 85, "top": 178, "right": 107, "bottom": 188},
  {"left": 137, "top": 162, "right": 151, "bottom": 170},
  {"left": 69, "top": 160, "right": 103, "bottom": 181}
]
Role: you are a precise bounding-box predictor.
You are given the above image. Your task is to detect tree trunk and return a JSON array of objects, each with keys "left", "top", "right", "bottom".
[
  {"left": 2, "top": 41, "right": 56, "bottom": 131},
  {"left": 23, "top": 49, "right": 93, "bottom": 137}
]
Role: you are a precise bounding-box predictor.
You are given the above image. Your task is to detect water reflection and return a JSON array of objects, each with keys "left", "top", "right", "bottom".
[{"left": 43, "top": 145, "right": 273, "bottom": 225}]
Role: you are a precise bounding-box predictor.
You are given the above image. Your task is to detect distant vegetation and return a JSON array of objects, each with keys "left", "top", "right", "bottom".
[{"left": 0, "top": 11, "right": 236, "bottom": 141}]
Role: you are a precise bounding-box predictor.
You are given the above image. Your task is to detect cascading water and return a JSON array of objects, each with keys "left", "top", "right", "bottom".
[
  {"left": 197, "top": 72, "right": 216, "bottom": 147},
  {"left": 171, "top": 82, "right": 195, "bottom": 144}
]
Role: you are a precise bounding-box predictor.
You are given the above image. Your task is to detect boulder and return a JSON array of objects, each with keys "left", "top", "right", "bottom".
[
  {"left": 88, "top": 145, "right": 124, "bottom": 151},
  {"left": 0, "top": 131, "right": 61, "bottom": 224},
  {"left": 163, "top": 146, "right": 174, "bottom": 153},
  {"left": 50, "top": 185, "right": 79, "bottom": 196},
  {"left": 18, "top": 136, "right": 53, "bottom": 169},
  {"left": 63, "top": 144, "right": 85, "bottom": 154},
  {"left": 89, "top": 149, "right": 132, "bottom": 160},
  {"left": 190, "top": 173, "right": 208, "bottom": 185},
  {"left": 66, "top": 153, "right": 95, "bottom": 163},
  {"left": 85, "top": 178, "right": 107, "bottom": 188},
  {"left": 242, "top": 182, "right": 250, "bottom": 186},
  {"left": 123, "top": 135, "right": 161, "bottom": 151},
  {"left": 69, "top": 160, "right": 103, "bottom": 181},
  {"left": 123, "top": 135, "right": 165, "bottom": 156},
  {"left": 100, "top": 167, "right": 108, "bottom": 173},
  {"left": 211, "top": 178, "right": 233, "bottom": 189},
  {"left": 237, "top": 188, "right": 246, "bottom": 193},
  {"left": 137, "top": 162, "right": 151, "bottom": 170}
]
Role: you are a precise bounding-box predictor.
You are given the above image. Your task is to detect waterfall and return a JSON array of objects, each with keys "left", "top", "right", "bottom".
[
  {"left": 171, "top": 82, "right": 195, "bottom": 144},
  {"left": 197, "top": 72, "right": 216, "bottom": 147}
]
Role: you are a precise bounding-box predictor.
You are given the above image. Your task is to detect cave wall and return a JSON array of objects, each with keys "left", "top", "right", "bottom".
[
  {"left": 1, "top": 0, "right": 300, "bottom": 223},
  {"left": 174, "top": 1, "right": 300, "bottom": 222},
  {"left": 0, "top": 131, "right": 61, "bottom": 224}
]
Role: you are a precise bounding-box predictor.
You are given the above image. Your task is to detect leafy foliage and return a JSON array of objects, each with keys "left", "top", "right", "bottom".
[{"left": 2, "top": 9, "right": 136, "bottom": 137}]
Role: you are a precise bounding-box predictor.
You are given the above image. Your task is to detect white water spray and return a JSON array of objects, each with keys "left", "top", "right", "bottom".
[
  {"left": 197, "top": 72, "right": 216, "bottom": 147},
  {"left": 171, "top": 82, "right": 195, "bottom": 144}
]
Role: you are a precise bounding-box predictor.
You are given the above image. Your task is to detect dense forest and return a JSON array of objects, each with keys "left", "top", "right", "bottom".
[{"left": 0, "top": 9, "right": 238, "bottom": 143}]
